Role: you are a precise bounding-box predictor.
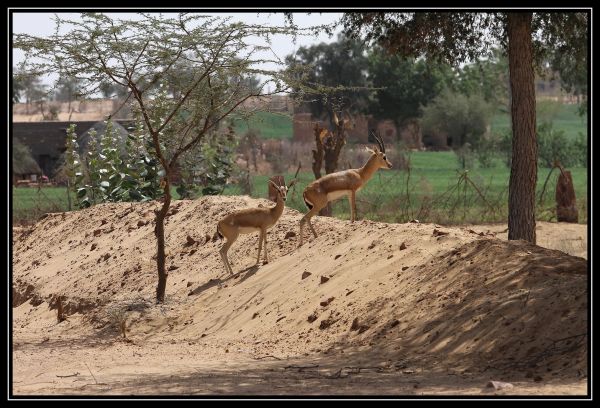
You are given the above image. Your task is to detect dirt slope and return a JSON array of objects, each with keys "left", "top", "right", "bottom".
[{"left": 12, "top": 196, "right": 589, "bottom": 396}]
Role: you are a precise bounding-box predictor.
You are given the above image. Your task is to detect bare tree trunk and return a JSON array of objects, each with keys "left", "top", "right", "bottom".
[
  {"left": 507, "top": 12, "right": 537, "bottom": 244},
  {"left": 154, "top": 170, "right": 171, "bottom": 303}
]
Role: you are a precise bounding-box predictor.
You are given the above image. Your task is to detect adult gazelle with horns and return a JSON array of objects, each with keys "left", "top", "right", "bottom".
[{"left": 299, "top": 131, "right": 392, "bottom": 247}]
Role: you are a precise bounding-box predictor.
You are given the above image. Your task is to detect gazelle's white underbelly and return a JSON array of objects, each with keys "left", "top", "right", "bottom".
[
  {"left": 327, "top": 190, "right": 352, "bottom": 202},
  {"left": 238, "top": 227, "right": 261, "bottom": 234}
]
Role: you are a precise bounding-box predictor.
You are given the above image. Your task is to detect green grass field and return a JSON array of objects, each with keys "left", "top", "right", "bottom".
[
  {"left": 13, "top": 156, "right": 588, "bottom": 225},
  {"left": 491, "top": 102, "right": 587, "bottom": 140},
  {"left": 231, "top": 111, "right": 293, "bottom": 140},
  {"left": 227, "top": 166, "right": 587, "bottom": 225},
  {"left": 13, "top": 102, "right": 587, "bottom": 225},
  {"left": 229, "top": 101, "right": 586, "bottom": 142}
]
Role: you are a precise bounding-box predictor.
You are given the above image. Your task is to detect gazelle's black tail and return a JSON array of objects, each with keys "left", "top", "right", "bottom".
[{"left": 303, "top": 191, "right": 313, "bottom": 210}]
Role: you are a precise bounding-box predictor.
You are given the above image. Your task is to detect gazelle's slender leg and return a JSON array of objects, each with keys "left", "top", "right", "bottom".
[
  {"left": 299, "top": 206, "right": 322, "bottom": 246},
  {"left": 349, "top": 190, "right": 356, "bottom": 222},
  {"left": 262, "top": 228, "right": 269, "bottom": 263},
  {"left": 256, "top": 231, "right": 263, "bottom": 265},
  {"left": 220, "top": 233, "right": 237, "bottom": 275}
]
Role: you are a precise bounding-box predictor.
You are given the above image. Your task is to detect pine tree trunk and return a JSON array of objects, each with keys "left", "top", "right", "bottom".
[{"left": 507, "top": 13, "right": 537, "bottom": 244}]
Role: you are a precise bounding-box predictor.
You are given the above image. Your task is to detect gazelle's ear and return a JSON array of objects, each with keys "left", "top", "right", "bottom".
[
  {"left": 333, "top": 112, "right": 340, "bottom": 127},
  {"left": 365, "top": 146, "right": 376, "bottom": 154}
]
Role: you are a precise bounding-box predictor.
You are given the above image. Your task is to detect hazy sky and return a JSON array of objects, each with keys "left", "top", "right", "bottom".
[{"left": 11, "top": 11, "right": 344, "bottom": 87}]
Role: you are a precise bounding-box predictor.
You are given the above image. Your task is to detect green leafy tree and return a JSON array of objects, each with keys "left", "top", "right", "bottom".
[
  {"left": 15, "top": 13, "right": 307, "bottom": 302},
  {"left": 286, "top": 34, "right": 370, "bottom": 123},
  {"left": 367, "top": 50, "right": 455, "bottom": 128},
  {"left": 12, "top": 68, "right": 26, "bottom": 103},
  {"left": 455, "top": 48, "right": 509, "bottom": 111},
  {"left": 54, "top": 75, "right": 81, "bottom": 111},
  {"left": 420, "top": 88, "right": 493, "bottom": 168},
  {"left": 338, "top": 11, "right": 588, "bottom": 244},
  {"left": 13, "top": 69, "right": 46, "bottom": 114}
]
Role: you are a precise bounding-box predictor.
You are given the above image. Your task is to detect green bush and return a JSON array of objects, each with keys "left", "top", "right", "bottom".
[{"left": 537, "top": 121, "right": 580, "bottom": 168}]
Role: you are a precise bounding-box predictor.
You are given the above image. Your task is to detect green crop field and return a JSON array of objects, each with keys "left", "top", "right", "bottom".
[
  {"left": 13, "top": 156, "right": 588, "bottom": 226},
  {"left": 491, "top": 102, "right": 587, "bottom": 140},
  {"left": 13, "top": 100, "right": 588, "bottom": 227},
  {"left": 231, "top": 111, "right": 293, "bottom": 140},
  {"left": 230, "top": 102, "right": 586, "bottom": 142},
  {"left": 226, "top": 165, "right": 587, "bottom": 225}
]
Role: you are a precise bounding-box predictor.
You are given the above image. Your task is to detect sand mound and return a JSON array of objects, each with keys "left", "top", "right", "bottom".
[{"left": 12, "top": 196, "right": 588, "bottom": 395}]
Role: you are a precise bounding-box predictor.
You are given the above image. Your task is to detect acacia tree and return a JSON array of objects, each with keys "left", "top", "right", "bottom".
[
  {"left": 15, "top": 12, "right": 306, "bottom": 302},
  {"left": 338, "top": 12, "right": 588, "bottom": 244}
]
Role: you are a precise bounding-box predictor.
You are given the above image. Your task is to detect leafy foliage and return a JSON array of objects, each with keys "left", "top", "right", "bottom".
[
  {"left": 420, "top": 88, "right": 493, "bottom": 151},
  {"left": 286, "top": 34, "right": 371, "bottom": 121},
  {"left": 537, "top": 122, "right": 587, "bottom": 168},
  {"left": 66, "top": 118, "right": 164, "bottom": 209}
]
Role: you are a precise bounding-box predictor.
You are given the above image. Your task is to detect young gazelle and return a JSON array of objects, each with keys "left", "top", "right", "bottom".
[
  {"left": 299, "top": 131, "right": 392, "bottom": 246},
  {"left": 217, "top": 179, "right": 296, "bottom": 275}
]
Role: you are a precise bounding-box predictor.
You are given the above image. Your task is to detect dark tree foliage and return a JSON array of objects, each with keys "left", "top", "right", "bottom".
[
  {"left": 338, "top": 11, "right": 588, "bottom": 244},
  {"left": 286, "top": 34, "right": 370, "bottom": 122}
]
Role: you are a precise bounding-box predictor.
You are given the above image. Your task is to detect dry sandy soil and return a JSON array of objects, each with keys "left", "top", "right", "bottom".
[{"left": 12, "top": 196, "right": 589, "bottom": 397}]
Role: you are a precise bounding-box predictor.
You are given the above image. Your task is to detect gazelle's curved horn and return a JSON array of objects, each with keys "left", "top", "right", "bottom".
[
  {"left": 373, "top": 130, "right": 386, "bottom": 153},
  {"left": 370, "top": 129, "right": 384, "bottom": 153}
]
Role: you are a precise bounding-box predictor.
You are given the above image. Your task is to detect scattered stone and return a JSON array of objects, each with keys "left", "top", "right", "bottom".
[
  {"left": 334, "top": 254, "right": 342, "bottom": 260},
  {"left": 534, "top": 375, "right": 543, "bottom": 382},
  {"left": 320, "top": 297, "right": 335, "bottom": 307},
  {"left": 389, "top": 319, "right": 400, "bottom": 328},
  {"left": 433, "top": 229, "right": 449, "bottom": 237},
  {"left": 387, "top": 254, "right": 394, "bottom": 259},
  {"left": 90, "top": 243, "right": 97, "bottom": 251},
  {"left": 184, "top": 235, "right": 196, "bottom": 246},
  {"left": 319, "top": 318, "right": 334, "bottom": 330},
  {"left": 102, "top": 253, "right": 110, "bottom": 261},
  {"left": 93, "top": 229, "right": 102, "bottom": 237},
  {"left": 350, "top": 317, "right": 360, "bottom": 331},
  {"left": 402, "top": 266, "right": 409, "bottom": 271},
  {"left": 402, "top": 369, "right": 415, "bottom": 374},
  {"left": 487, "top": 381, "right": 514, "bottom": 391},
  {"left": 168, "top": 265, "right": 179, "bottom": 271},
  {"left": 301, "top": 271, "right": 312, "bottom": 280},
  {"left": 409, "top": 219, "right": 420, "bottom": 223},
  {"left": 137, "top": 220, "right": 147, "bottom": 227},
  {"left": 284, "top": 231, "right": 296, "bottom": 239},
  {"left": 307, "top": 313, "right": 318, "bottom": 323},
  {"left": 186, "top": 282, "right": 193, "bottom": 287},
  {"left": 188, "top": 249, "right": 197, "bottom": 256},
  {"left": 100, "top": 219, "right": 108, "bottom": 226},
  {"left": 320, "top": 276, "right": 330, "bottom": 284},
  {"left": 205, "top": 234, "right": 212, "bottom": 243},
  {"left": 368, "top": 241, "right": 377, "bottom": 250},
  {"left": 252, "top": 312, "right": 259, "bottom": 319},
  {"left": 399, "top": 242, "right": 407, "bottom": 250}
]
